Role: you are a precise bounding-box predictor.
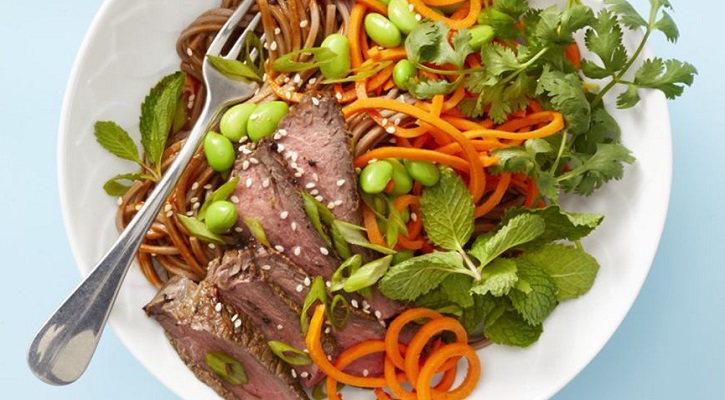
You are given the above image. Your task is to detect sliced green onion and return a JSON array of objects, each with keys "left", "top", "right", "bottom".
[
  {"left": 330, "top": 255, "right": 364, "bottom": 292},
  {"left": 343, "top": 255, "right": 393, "bottom": 293},
  {"left": 267, "top": 341, "right": 312, "bottom": 366},
  {"left": 242, "top": 215, "right": 270, "bottom": 247},
  {"left": 329, "top": 294, "right": 350, "bottom": 331},
  {"left": 177, "top": 214, "right": 225, "bottom": 244},
  {"left": 272, "top": 47, "right": 337, "bottom": 73},
  {"left": 302, "top": 192, "right": 332, "bottom": 247},
  {"left": 320, "top": 61, "right": 392, "bottom": 84},
  {"left": 205, "top": 351, "right": 248, "bottom": 385},
  {"left": 207, "top": 55, "right": 262, "bottom": 82},
  {"left": 301, "top": 277, "right": 328, "bottom": 335},
  {"left": 333, "top": 220, "right": 397, "bottom": 255},
  {"left": 198, "top": 177, "right": 240, "bottom": 221}
]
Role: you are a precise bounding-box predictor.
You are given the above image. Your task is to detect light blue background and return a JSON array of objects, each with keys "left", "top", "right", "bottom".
[{"left": 1, "top": 0, "right": 719, "bottom": 398}]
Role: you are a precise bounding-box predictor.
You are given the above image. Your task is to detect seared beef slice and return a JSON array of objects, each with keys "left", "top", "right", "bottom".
[{"left": 144, "top": 276, "right": 307, "bottom": 400}]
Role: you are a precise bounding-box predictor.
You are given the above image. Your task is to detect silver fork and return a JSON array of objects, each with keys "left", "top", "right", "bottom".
[{"left": 28, "top": 0, "right": 261, "bottom": 385}]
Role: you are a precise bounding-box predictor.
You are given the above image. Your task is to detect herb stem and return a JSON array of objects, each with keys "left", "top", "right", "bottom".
[
  {"left": 458, "top": 247, "right": 481, "bottom": 281},
  {"left": 550, "top": 129, "right": 569, "bottom": 177}
]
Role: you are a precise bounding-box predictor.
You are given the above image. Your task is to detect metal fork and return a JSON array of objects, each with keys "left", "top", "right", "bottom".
[{"left": 28, "top": 0, "right": 261, "bottom": 385}]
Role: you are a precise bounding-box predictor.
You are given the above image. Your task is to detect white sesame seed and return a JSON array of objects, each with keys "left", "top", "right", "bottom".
[
  {"left": 305, "top": 182, "right": 316, "bottom": 189},
  {"left": 242, "top": 148, "right": 253, "bottom": 155},
  {"left": 293, "top": 246, "right": 301, "bottom": 256},
  {"left": 186, "top": 211, "right": 194, "bottom": 216},
  {"left": 270, "top": 41, "right": 278, "bottom": 51},
  {"left": 293, "top": 74, "right": 301, "bottom": 83},
  {"left": 291, "top": 369, "right": 297, "bottom": 378},
  {"left": 394, "top": 118, "right": 402, "bottom": 125},
  {"left": 275, "top": 245, "right": 285, "bottom": 253},
  {"left": 336, "top": 179, "right": 346, "bottom": 186},
  {"left": 166, "top": 211, "right": 173, "bottom": 218},
  {"left": 231, "top": 314, "right": 238, "bottom": 322},
  {"left": 249, "top": 157, "right": 259, "bottom": 165},
  {"left": 204, "top": 184, "right": 213, "bottom": 190},
  {"left": 262, "top": 178, "right": 270, "bottom": 188},
  {"left": 245, "top": 178, "right": 253, "bottom": 188},
  {"left": 324, "top": 327, "right": 331, "bottom": 334},
  {"left": 335, "top": 92, "right": 343, "bottom": 100},
  {"left": 117, "top": 197, "right": 123, "bottom": 206},
  {"left": 300, "top": 372, "right": 309, "bottom": 378},
  {"left": 327, "top": 202, "right": 336, "bottom": 209},
  {"left": 408, "top": 3, "right": 414, "bottom": 11},
  {"left": 300, "top": 20, "right": 309, "bottom": 28},
  {"left": 186, "top": 47, "right": 193, "bottom": 57},
  {"left": 368, "top": 158, "right": 378, "bottom": 165},
  {"left": 231, "top": 195, "right": 240, "bottom": 204},
  {"left": 320, "top": 247, "right": 329, "bottom": 255},
  {"left": 208, "top": 243, "right": 216, "bottom": 249},
  {"left": 411, "top": 213, "right": 418, "bottom": 222},
  {"left": 315, "top": 195, "right": 324, "bottom": 202},
  {"left": 311, "top": 97, "right": 320, "bottom": 106},
  {"left": 192, "top": 202, "right": 200, "bottom": 210},
  {"left": 379, "top": 320, "right": 387, "bottom": 327},
  {"left": 415, "top": 13, "right": 422, "bottom": 21},
  {"left": 363, "top": 369, "right": 370, "bottom": 377},
  {"left": 191, "top": 182, "right": 199, "bottom": 191},
  {"left": 291, "top": 222, "right": 298, "bottom": 231},
  {"left": 296, "top": 284, "right": 304, "bottom": 292},
  {"left": 190, "top": 197, "right": 199, "bottom": 203},
  {"left": 285, "top": 91, "right": 292, "bottom": 100},
  {"left": 381, "top": 118, "right": 388, "bottom": 125},
  {"left": 241, "top": 160, "right": 250, "bottom": 170},
  {"left": 386, "top": 126, "right": 396, "bottom": 134},
  {"left": 239, "top": 136, "right": 248, "bottom": 144},
  {"left": 351, "top": 299, "right": 359, "bottom": 308},
  {"left": 325, "top": 281, "right": 331, "bottom": 288},
  {"left": 283, "top": 76, "right": 290, "bottom": 83},
  {"left": 134, "top": 204, "right": 142, "bottom": 211},
  {"left": 310, "top": 189, "right": 319, "bottom": 196},
  {"left": 312, "top": 173, "right": 319, "bottom": 181},
  {"left": 274, "top": 27, "right": 281, "bottom": 35},
  {"left": 280, "top": 211, "right": 289, "bottom": 220},
  {"left": 215, "top": 302, "right": 222, "bottom": 312},
  {"left": 278, "top": 129, "right": 288, "bottom": 136},
  {"left": 234, "top": 319, "right": 242, "bottom": 328},
  {"left": 334, "top": 200, "right": 343, "bottom": 206},
  {"left": 304, "top": 277, "right": 311, "bottom": 286},
  {"left": 277, "top": 143, "right": 285, "bottom": 152},
  {"left": 295, "top": 172, "right": 303, "bottom": 178},
  {"left": 375, "top": 310, "right": 382, "bottom": 319},
  {"left": 277, "top": 324, "right": 283, "bottom": 330},
  {"left": 308, "top": 78, "right": 317, "bottom": 85},
  {"left": 291, "top": 152, "right": 299, "bottom": 163},
  {"left": 274, "top": 132, "right": 282, "bottom": 140},
  {"left": 261, "top": 264, "right": 272, "bottom": 270},
  {"left": 355, "top": 167, "right": 362, "bottom": 174},
  {"left": 164, "top": 203, "right": 172, "bottom": 213},
  {"left": 235, "top": 227, "right": 244, "bottom": 233}
]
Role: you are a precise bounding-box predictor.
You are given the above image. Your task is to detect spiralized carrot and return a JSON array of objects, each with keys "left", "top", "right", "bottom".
[
  {"left": 385, "top": 308, "right": 442, "bottom": 369},
  {"left": 409, "top": 0, "right": 480, "bottom": 29},
  {"left": 404, "top": 317, "right": 468, "bottom": 384},
  {"left": 356, "top": 0, "right": 388, "bottom": 14},
  {"left": 362, "top": 203, "right": 387, "bottom": 247},
  {"left": 565, "top": 43, "right": 582, "bottom": 70},
  {"left": 348, "top": 4, "right": 366, "bottom": 69},
  {"left": 475, "top": 173, "right": 512, "bottom": 217},
  {"left": 354, "top": 147, "right": 470, "bottom": 172},
  {"left": 326, "top": 340, "right": 387, "bottom": 399},
  {"left": 416, "top": 343, "right": 481, "bottom": 400}
]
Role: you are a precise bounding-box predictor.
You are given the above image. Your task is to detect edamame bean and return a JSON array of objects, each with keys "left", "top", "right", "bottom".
[
  {"left": 388, "top": 0, "right": 419, "bottom": 35},
  {"left": 469, "top": 24, "right": 495, "bottom": 50},
  {"left": 220, "top": 103, "right": 257, "bottom": 142},
  {"left": 404, "top": 160, "right": 440, "bottom": 186},
  {"left": 205, "top": 200, "right": 238, "bottom": 234},
  {"left": 387, "top": 159, "right": 413, "bottom": 195},
  {"left": 247, "top": 101, "right": 288, "bottom": 142},
  {"left": 364, "top": 13, "right": 402, "bottom": 49},
  {"left": 203, "top": 131, "right": 236, "bottom": 172},
  {"left": 319, "top": 34, "right": 351, "bottom": 80},
  {"left": 393, "top": 59, "right": 416, "bottom": 91},
  {"left": 359, "top": 160, "right": 394, "bottom": 194}
]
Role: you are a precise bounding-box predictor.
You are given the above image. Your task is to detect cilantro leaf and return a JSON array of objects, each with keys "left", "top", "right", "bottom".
[
  {"left": 492, "top": 0, "right": 528, "bottom": 18},
  {"left": 604, "top": 0, "right": 647, "bottom": 29},
  {"left": 617, "top": 84, "right": 641, "bottom": 108},
  {"left": 654, "top": 11, "right": 679, "bottom": 43},
  {"left": 490, "top": 139, "right": 554, "bottom": 176},
  {"left": 521, "top": 243, "right": 599, "bottom": 301},
  {"left": 140, "top": 71, "right": 185, "bottom": 168},
  {"left": 407, "top": 78, "right": 460, "bottom": 99},
  {"left": 584, "top": 9, "right": 628, "bottom": 74},
  {"left": 559, "top": 143, "right": 635, "bottom": 196},
  {"left": 536, "top": 67, "right": 591, "bottom": 135},
  {"left": 484, "top": 309, "right": 542, "bottom": 347},
  {"left": 94, "top": 121, "right": 142, "bottom": 164},
  {"left": 102, "top": 173, "right": 144, "bottom": 196},
  {"left": 633, "top": 57, "right": 697, "bottom": 100},
  {"left": 508, "top": 260, "right": 558, "bottom": 325},
  {"left": 378, "top": 251, "right": 470, "bottom": 301},
  {"left": 469, "top": 214, "right": 545, "bottom": 268},
  {"left": 405, "top": 21, "right": 473, "bottom": 69},
  {"left": 419, "top": 167, "right": 475, "bottom": 252},
  {"left": 481, "top": 43, "right": 524, "bottom": 75},
  {"left": 470, "top": 258, "right": 518, "bottom": 297}
]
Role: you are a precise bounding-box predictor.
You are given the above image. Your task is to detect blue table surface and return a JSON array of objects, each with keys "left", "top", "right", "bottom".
[{"left": 1, "top": 1, "right": 720, "bottom": 399}]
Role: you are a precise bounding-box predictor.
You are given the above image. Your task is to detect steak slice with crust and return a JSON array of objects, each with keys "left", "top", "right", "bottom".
[
  {"left": 207, "top": 248, "right": 337, "bottom": 387},
  {"left": 144, "top": 276, "right": 307, "bottom": 400}
]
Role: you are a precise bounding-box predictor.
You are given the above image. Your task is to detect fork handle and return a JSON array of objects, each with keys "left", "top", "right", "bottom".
[{"left": 27, "top": 92, "right": 224, "bottom": 385}]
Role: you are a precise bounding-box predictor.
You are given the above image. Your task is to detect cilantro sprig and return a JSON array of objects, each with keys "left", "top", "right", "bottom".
[{"left": 94, "top": 71, "right": 186, "bottom": 196}]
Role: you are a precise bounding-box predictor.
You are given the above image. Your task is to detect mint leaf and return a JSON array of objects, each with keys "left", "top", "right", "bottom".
[
  {"left": 94, "top": 121, "right": 141, "bottom": 164},
  {"left": 378, "top": 251, "right": 469, "bottom": 301},
  {"left": 207, "top": 55, "right": 262, "bottom": 81},
  {"left": 440, "top": 274, "right": 474, "bottom": 308},
  {"left": 484, "top": 310, "right": 542, "bottom": 347},
  {"left": 501, "top": 206, "right": 603, "bottom": 246},
  {"left": 198, "top": 177, "right": 240, "bottom": 221},
  {"left": 140, "top": 72, "right": 185, "bottom": 168},
  {"left": 521, "top": 243, "right": 599, "bottom": 301},
  {"left": 508, "top": 260, "right": 558, "bottom": 325},
  {"left": 470, "top": 258, "right": 518, "bottom": 297},
  {"left": 102, "top": 173, "right": 144, "bottom": 196},
  {"left": 460, "top": 293, "right": 500, "bottom": 334},
  {"left": 469, "top": 214, "right": 545, "bottom": 267},
  {"left": 419, "top": 167, "right": 474, "bottom": 252}
]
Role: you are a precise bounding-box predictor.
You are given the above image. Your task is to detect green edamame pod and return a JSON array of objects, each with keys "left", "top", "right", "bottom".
[
  {"left": 387, "top": 159, "right": 413, "bottom": 195},
  {"left": 247, "top": 101, "right": 289, "bottom": 142},
  {"left": 319, "top": 34, "right": 351, "bottom": 80},
  {"left": 203, "top": 132, "right": 236, "bottom": 172},
  {"left": 359, "top": 160, "right": 394, "bottom": 194},
  {"left": 364, "top": 13, "right": 402, "bottom": 48},
  {"left": 404, "top": 160, "right": 440, "bottom": 187},
  {"left": 388, "top": 0, "right": 419, "bottom": 35},
  {"left": 205, "top": 200, "right": 238, "bottom": 234},
  {"left": 220, "top": 103, "right": 257, "bottom": 142},
  {"left": 393, "top": 59, "right": 416, "bottom": 91}
]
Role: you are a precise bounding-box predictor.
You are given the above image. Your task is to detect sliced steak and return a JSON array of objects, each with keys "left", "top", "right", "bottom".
[
  {"left": 274, "top": 95, "right": 359, "bottom": 224},
  {"left": 144, "top": 276, "right": 307, "bottom": 400},
  {"left": 207, "top": 248, "right": 337, "bottom": 387},
  {"left": 231, "top": 140, "right": 337, "bottom": 279}
]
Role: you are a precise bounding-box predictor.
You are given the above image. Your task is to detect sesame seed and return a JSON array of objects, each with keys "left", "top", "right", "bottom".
[
  {"left": 325, "top": 281, "right": 331, "bottom": 288},
  {"left": 379, "top": 320, "right": 387, "bottom": 327},
  {"left": 134, "top": 204, "right": 142, "bottom": 211},
  {"left": 351, "top": 299, "right": 359, "bottom": 308},
  {"left": 192, "top": 202, "right": 200, "bottom": 210},
  {"left": 291, "top": 369, "right": 297, "bottom": 378},
  {"left": 166, "top": 211, "right": 173, "bottom": 218},
  {"left": 355, "top": 167, "right": 362, "bottom": 174},
  {"left": 117, "top": 197, "right": 123, "bottom": 206},
  {"left": 293, "top": 74, "right": 301, "bottom": 83},
  {"left": 303, "top": 277, "right": 311, "bottom": 287},
  {"left": 275, "top": 245, "right": 285, "bottom": 253},
  {"left": 408, "top": 3, "right": 414, "bottom": 11},
  {"left": 249, "top": 157, "right": 259, "bottom": 165},
  {"left": 278, "top": 129, "right": 288, "bottom": 136},
  {"left": 215, "top": 302, "right": 222, "bottom": 312},
  {"left": 239, "top": 136, "right": 248, "bottom": 144},
  {"left": 324, "top": 327, "right": 331, "bottom": 334},
  {"left": 335, "top": 92, "right": 343, "bottom": 100},
  {"left": 296, "top": 284, "right": 304, "bottom": 292},
  {"left": 411, "top": 213, "right": 418, "bottom": 222},
  {"left": 315, "top": 195, "right": 324, "bottom": 202},
  {"left": 394, "top": 118, "right": 402, "bottom": 125},
  {"left": 327, "top": 202, "right": 336, "bottom": 209},
  {"left": 300, "top": 20, "right": 309, "bottom": 28},
  {"left": 190, "top": 197, "right": 199, "bottom": 203},
  {"left": 415, "top": 13, "right": 422, "bottom": 21},
  {"left": 164, "top": 203, "right": 172, "bottom": 213},
  {"left": 283, "top": 76, "right": 290, "bottom": 83},
  {"left": 186, "top": 47, "right": 193, "bottom": 57},
  {"left": 245, "top": 178, "right": 253, "bottom": 188},
  {"left": 312, "top": 173, "right": 319, "bottom": 181},
  {"left": 381, "top": 118, "right": 388, "bottom": 125},
  {"left": 191, "top": 182, "right": 199, "bottom": 191},
  {"left": 231, "top": 314, "right": 238, "bottom": 322},
  {"left": 363, "top": 369, "right": 370, "bottom": 377},
  {"left": 386, "top": 126, "right": 396, "bottom": 134},
  {"left": 311, "top": 97, "right": 320, "bottom": 106},
  {"left": 295, "top": 172, "right": 303, "bottom": 178},
  {"left": 285, "top": 91, "right": 292, "bottom": 100},
  {"left": 291, "top": 152, "right": 299, "bottom": 163},
  {"left": 204, "top": 184, "right": 213, "bottom": 190},
  {"left": 186, "top": 211, "right": 194, "bottom": 216},
  {"left": 242, "top": 148, "right": 253, "bottom": 155},
  {"left": 374, "top": 310, "right": 382, "bottom": 319},
  {"left": 241, "top": 160, "right": 250, "bottom": 170},
  {"left": 293, "top": 246, "right": 301, "bottom": 256},
  {"left": 320, "top": 247, "right": 329, "bottom": 255},
  {"left": 277, "top": 143, "right": 285, "bottom": 152},
  {"left": 208, "top": 243, "right": 216, "bottom": 249},
  {"left": 234, "top": 319, "right": 242, "bottom": 328},
  {"left": 334, "top": 200, "right": 343, "bottom": 206},
  {"left": 277, "top": 324, "right": 283, "bottom": 330},
  {"left": 261, "top": 264, "right": 271, "bottom": 270},
  {"left": 274, "top": 27, "right": 281, "bottom": 35},
  {"left": 305, "top": 182, "right": 316, "bottom": 189},
  {"left": 234, "top": 227, "right": 244, "bottom": 233},
  {"left": 368, "top": 158, "right": 378, "bottom": 165},
  {"left": 310, "top": 189, "right": 319, "bottom": 196},
  {"left": 336, "top": 179, "right": 346, "bottom": 186},
  {"left": 231, "top": 195, "right": 240, "bottom": 204},
  {"left": 270, "top": 41, "right": 278, "bottom": 51},
  {"left": 300, "top": 372, "right": 309, "bottom": 378},
  {"left": 291, "top": 222, "right": 298, "bottom": 231},
  {"left": 262, "top": 178, "right": 270, "bottom": 188},
  {"left": 308, "top": 78, "right": 317, "bottom": 85},
  {"left": 280, "top": 211, "right": 289, "bottom": 219},
  {"left": 274, "top": 132, "right": 282, "bottom": 140}
]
